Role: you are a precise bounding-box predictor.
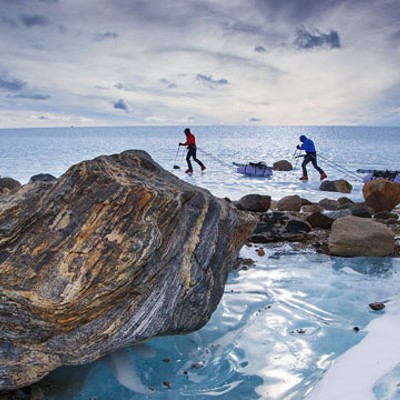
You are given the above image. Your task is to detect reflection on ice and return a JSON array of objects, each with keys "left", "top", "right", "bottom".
[
  {"left": 103, "top": 349, "right": 154, "bottom": 395},
  {"left": 331, "top": 257, "right": 395, "bottom": 277},
  {"left": 38, "top": 249, "right": 400, "bottom": 399}
]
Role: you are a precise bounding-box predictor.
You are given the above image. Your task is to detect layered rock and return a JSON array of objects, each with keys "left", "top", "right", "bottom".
[
  {"left": 328, "top": 216, "right": 395, "bottom": 257},
  {"left": 0, "top": 150, "right": 256, "bottom": 390}
]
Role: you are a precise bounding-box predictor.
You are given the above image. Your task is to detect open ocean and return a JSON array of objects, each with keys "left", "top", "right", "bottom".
[{"left": 1, "top": 125, "right": 400, "bottom": 399}]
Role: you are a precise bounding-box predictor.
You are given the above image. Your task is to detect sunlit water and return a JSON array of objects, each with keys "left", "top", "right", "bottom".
[{"left": 1, "top": 126, "right": 400, "bottom": 399}]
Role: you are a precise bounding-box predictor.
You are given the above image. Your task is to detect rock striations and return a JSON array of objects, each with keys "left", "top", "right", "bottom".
[{"left": 0, "top": 150, "right": 256, "bottom": 390}]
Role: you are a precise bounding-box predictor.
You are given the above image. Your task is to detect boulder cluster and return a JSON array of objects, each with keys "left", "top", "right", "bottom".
[
  {"left": 0, "top": 153, "right": 399, "bottom": 393},
  {"left": 235, "top": 189, "right": 400, "bottom": 258}
]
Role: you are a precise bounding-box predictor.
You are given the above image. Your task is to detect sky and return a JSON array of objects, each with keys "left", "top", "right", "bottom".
[{"left": 0, "top": 0, "right": 399, "bottom": 128}]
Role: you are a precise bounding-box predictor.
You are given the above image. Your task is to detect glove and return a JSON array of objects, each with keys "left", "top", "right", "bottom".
[
  {"left": 296, "top": 145, "right": 301, "bottom": 150},
  {"left": 179, "top": 142, "right": 183, "bottom": 146}
]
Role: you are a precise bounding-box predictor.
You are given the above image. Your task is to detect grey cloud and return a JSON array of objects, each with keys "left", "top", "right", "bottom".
[
  {"left": 196, "top": 74, "right": 229, "bottom": 85},
  {"left": 248, "top": 117, "right": 262, "bottom": 122},
  {"left": 1, "top": 16, "right": 18, "bottom": 27},
  {"left": 93, "top": 31, "right": 119, "bottom": 42},
  {"left": 8, "top": 92, "right": 51, "bottom": 100},
  {"left": 0, "top": 70, "right": 50, "bottom": 100},
  {"left": 255, "top": 45, "right": 266, "bottom": 53},
  {"left": 252, "top": 0, "right": 347, "bottom": 23},
  {"left": 392, "top": 30, "right": 400, "bottom": 41},
  {"left": 112, "top": 99, "right": 130, "bottom": 112},
  {"left": 20, "top": 14, "right": 51, "bottom": 28},
  {"left": 115, "top": 82, "right": 136, "bottom": 91},
  {"left": 224, "top": 20, "right": 261, "bottom": 35},
  {"left": 294, "top": 26, "right": 341, "bottom": 50},
  {"left": 152, "top": 46, "right": 284, "bottom": 79},
  {"left": 159, "top": 78, "right": 177, "bottom": 89},
  {"left": 31, "top": 42, "right": 46, "bottom": 51},
  {"left": 0, "top": 0, "right": 58, "bottom": 3},
  {"left": 0, "top": 71, "right": 28, "bottom": 91},
  {"left": 109, "top": 0, "right": 218, "bottom": 28},
  {"left": 58, "top": 25, "right": 68, "bottom": 34}
]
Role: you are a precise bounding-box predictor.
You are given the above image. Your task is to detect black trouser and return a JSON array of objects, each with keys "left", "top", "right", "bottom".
[
  {"left": 186, "top": 146, "right": 205, "bottom": 170},
  {"left": 302, "top": 152, "right": 324, "bottom": 176}
]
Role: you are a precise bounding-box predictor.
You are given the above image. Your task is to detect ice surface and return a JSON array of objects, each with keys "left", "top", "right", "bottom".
[
  {"left": 38, "top": 249, "right": 400, "bottom": 400},
  {"left": 1, "top": 126, "right": 400, "bottom": 399},
  {"left": 307, "top": 298, "right": 400, "bottom": 400}
]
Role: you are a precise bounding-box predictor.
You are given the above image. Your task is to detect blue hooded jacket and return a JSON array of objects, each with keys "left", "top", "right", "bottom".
[{"left": 298, "top": 135, "right": 316, "bottom": 153}]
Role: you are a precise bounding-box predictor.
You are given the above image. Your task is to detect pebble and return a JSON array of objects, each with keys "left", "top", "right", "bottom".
[{"left": 369, "top": 302, "right": 385, "bottom": 311}]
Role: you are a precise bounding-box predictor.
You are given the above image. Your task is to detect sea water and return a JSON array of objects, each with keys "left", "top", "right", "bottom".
[{"left": 1, "top": 125, "right": 400, "bottom": 399}]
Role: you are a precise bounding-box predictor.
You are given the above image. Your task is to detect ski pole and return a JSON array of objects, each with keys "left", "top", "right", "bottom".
[{"left": 173, "top": 146, "right": 180, "bottom": 169}]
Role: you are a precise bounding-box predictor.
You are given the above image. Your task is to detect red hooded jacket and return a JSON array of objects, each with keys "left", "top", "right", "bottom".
[{"left": 182, "top": 133, "right": 196, "bottom": 148}]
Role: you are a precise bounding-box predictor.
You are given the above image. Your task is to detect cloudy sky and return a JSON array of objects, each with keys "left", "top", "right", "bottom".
[{"left": 0, "top": 0, "right": 399, "bottom": 128}]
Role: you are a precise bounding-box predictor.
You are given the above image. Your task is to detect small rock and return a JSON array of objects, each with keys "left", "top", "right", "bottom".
[
  {"left": 318, "top": 198, "right": 340, "bottom": 210},
  {"left": 257, "top": 248, "right": 266, "bottom": 256},
  {"left": 306, "top": 212, "right": 334, "bottom": 229},
  {"left": 241, "top": 258, "right": 256, "bottom": 266},
  {"left": 338, "top": 197, "right": 354, "bottom": 206},
  {"left": 235, "top": 194, "right": 271, "bottom": 212},
  {"left": 0, "top": 177, "right": 21, "bottom": 193},
  {"left": 300, "top": 204, "right": 323, "bottom": 214},
  {"left": 163, "top": 381, "right": 172, "bottom": 389},
  {"left": 273, "top": 160, "right": 293, "bottom": 171},
  {"left": 349, "top": 202, "right": 372, "bottom": 218},
  {"left": 319, "top": 179, "right": 352, "bottom": 193},
  {"left": 277, "top": 195, "right": 302, "bottom": 211},
  {"left": 353, "top": 326, "right": 360, "bottom": 332},
  {"left": 30, "top": 173, "right": 57, "bottom": 183},
  {"left": 369, "top": 302, "right": 385, "bottom": 311}
]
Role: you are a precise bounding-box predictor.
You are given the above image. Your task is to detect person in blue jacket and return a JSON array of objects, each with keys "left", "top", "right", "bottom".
[{"left": 297, "top": 135, "right": 327, "bottom": 181}]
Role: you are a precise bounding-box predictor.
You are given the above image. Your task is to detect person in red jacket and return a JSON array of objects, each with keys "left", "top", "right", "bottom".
[{"left": 179, "top": 128, "right": 206, "bottom": 173}]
